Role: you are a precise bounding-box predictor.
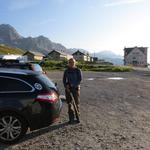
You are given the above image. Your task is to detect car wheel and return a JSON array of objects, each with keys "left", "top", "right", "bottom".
[{"left": 0, "top": 112, "right": 28, "bottom": 144}]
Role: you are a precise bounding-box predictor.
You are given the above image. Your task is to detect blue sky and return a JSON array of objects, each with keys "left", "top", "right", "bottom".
[{"left": 0, "top": 0, "right": 150, "bottom": 56}]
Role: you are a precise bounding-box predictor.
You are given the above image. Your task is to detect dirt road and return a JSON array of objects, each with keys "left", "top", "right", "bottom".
[{"left": 1, "top": 70, "right": 150, "bottom": 150}]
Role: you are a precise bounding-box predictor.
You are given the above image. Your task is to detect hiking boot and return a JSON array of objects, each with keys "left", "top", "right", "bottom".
[
  {"left": 68, "top": 120, "right": 74, "bottom": 124},
  {"left": 76, "top": 116, "right": 80, "bottom": 123},
  {"left": 76, "top": 119, "right": 80, "bottom": 123}
]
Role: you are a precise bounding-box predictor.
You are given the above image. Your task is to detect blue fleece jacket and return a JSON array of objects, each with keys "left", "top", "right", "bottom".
[{"left": 63, "top": 67, "right": 82, "bottom": 88}]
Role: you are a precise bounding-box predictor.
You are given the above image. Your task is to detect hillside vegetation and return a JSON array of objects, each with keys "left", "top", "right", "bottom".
[
  {"left": 42, "top": 60, "right": 132, "bottom": 72},
  {"left": 0, "top": 44, "right": 24, "bottom": 55}
]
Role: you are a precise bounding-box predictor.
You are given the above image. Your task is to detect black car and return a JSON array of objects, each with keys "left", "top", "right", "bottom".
[
  {"left": 0, "top": 68, "right": 62, "bottom": 144},
  {"left": 0, "top": 60, "right": 46, "bottom": 74}
]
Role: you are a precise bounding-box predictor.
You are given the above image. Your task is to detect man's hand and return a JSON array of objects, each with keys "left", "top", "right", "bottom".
[{"left": 66, "top": 84, "right": 70, "bottom": 92}]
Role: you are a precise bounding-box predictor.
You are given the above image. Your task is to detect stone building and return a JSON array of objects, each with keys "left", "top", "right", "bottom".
[
  {"left": 47, "top": 50, "right": 73, "bottom": 60},
  {"left": 72, "top": 50, "right": 91, "bottom": 62},
  {"left": 124, "top": 47, "right": 148, "bottom": 67},
  {"left": 23, "top": 51, "right": 44, "bottom": 61}
]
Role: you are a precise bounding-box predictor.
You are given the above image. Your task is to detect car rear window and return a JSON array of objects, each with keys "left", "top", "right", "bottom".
[
  {"left": 3, "top": 65, "right": 30, "bottom": 70},
  {"left": 0, "top": 77, "right": 33, "bottom": 93},
  {"left": 38, "top": 74, "right": 56, "bottom": 89},
  {"left": 32, "top": 64, "right": 43, "bottom": 72}
]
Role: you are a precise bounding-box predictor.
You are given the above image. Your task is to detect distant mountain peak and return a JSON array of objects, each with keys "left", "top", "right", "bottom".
[
  {"left": 0, "top": 23, "right": 123, "bottom": 65},
  {"left": 0, "top": 24, "right": 22, "bottom": 42},
  {"left": 37, "top": 35, "right": 46, "bottom": 38},
  {"left": 91, "top": 51, "right": 123, "bottom": 65},
  {"left": 95, "top": 50, "right": 123, "bottom": 58},
  {"left": 0, "top": 24, "right": 67, "bottom": 54},
  {"left": 0, "top": 24, "right": 15, "bottom": 29}
]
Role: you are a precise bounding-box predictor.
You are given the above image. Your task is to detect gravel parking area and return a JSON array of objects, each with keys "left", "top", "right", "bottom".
[{"left": 1, "top": 69, "right": 150, "bottom": 150}]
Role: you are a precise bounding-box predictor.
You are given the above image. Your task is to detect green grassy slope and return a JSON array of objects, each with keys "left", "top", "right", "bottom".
[{"left": 0, "top": 44, "right": 25, "bottom": 55}]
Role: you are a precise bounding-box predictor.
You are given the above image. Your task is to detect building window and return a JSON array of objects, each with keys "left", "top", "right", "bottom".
[{"left": 132, "top": 57, "right": 136, "bottom": 59}]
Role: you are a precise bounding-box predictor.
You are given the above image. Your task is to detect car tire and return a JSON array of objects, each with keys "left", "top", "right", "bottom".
[{"left": 0, "top": 112, "right": 28, "bottom": 144}]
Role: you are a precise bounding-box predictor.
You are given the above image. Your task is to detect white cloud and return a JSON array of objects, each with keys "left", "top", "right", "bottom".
[
  {"left": 8, "top": 0, "right": 41, "bottom": 11},
  {"left": 104, "top": 0, "right": 145, "bottom": 7}
]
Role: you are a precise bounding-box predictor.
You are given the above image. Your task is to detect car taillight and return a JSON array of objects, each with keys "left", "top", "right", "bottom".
[{"left": 35, "top": 92, "right": 58, "bottom": 103}]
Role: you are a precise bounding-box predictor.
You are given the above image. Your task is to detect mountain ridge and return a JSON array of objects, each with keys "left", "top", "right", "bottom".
[
  {"left": 0, "top": 24, "right": 68, "bottom": 54},
  {"left": 0, "top": 24, "right": 123, "bottom": 64},
  {"left": 91, "top": 51, "right": 123, "bottom": 65}
]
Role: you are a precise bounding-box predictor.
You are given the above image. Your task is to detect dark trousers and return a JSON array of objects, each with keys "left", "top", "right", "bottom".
[{"left": 65, "top": 88, "right": 80, "bottom": 121}]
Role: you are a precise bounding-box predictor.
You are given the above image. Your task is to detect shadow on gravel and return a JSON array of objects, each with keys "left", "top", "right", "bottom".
[{"left": 0, "top": 121, "right": 69, "bottom": 149}]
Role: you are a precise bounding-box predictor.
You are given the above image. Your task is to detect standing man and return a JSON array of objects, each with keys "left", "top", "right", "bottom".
[{"left": 63, "top": 58, "right": 82, "bottom": 124}]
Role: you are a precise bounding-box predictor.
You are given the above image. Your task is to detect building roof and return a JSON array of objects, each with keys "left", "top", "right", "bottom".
[
  {"left": 124, "top": 47, "right": 148, "bottom": 56},
  {"left": 72, "top": 50, "right": 90, "bottom": 56},
  {"left": 48, "top": 50, "right": 72, "bottom": 56},
  {"left": 23, "top": 51, "right": 44, "bottom": 57}
]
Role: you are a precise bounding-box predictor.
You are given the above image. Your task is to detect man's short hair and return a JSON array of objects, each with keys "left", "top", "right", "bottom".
[{"left": 68, "top": 58, "right": 76, "bottom": 63}]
